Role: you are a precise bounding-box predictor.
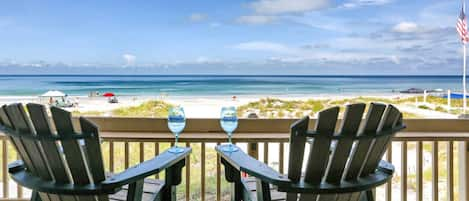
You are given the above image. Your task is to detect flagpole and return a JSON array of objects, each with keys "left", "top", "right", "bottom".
[
  {"left": 464, "top": 0, "right": 467, "bottom": 114},
  {"left": 464, "top": 42, "right": 467, "bottom": 114}
]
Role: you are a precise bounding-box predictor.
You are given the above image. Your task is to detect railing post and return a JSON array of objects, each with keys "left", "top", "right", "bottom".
[
  {"left": 459, "top": 141, "right": 469, "bottom": 201},
  {"left": 247, "top": 114, "right": 259, "bottom": 159},
  {"left": 248, "top": 143, "right": 258, "bottom": 159},
  {"left": 216, "top": 142, "right": 221, "bottom": 201},
  {"left": 2, "top": 139, "right": 8, "bottom": 198},
  {"left": 416, "top": 142, "right": 423, "bottom": 201}
]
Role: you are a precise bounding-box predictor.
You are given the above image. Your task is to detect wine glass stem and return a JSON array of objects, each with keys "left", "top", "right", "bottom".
[
  {"left": 228, "top": 133, "right": 232, "bottom": 144},
  {"left": 175, "top": 133, "right": 179, "bottom": 147}
]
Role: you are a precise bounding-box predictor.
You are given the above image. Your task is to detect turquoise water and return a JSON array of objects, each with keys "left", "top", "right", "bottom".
[{"left": 0, "top": 75, "right": 464, "bottom": 96}]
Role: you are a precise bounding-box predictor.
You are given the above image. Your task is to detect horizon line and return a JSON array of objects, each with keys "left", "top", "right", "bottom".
[{"left": 0, "top": 74, "right": 466, "bottom": 77}]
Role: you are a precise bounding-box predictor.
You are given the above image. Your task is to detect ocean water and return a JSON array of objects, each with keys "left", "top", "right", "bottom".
[{"left": 0, "top": 75, "right": 464, "bottom": 97}]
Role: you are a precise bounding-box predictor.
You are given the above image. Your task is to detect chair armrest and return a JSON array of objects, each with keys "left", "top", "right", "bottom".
[
  {"left": 8, "top": 160, "right": 117, "bottom": 195},
  {"left": 8, "top": 160, "right": 25, "bottom": 173},
  {"left": 103, "top": 147, "right": 191, "bottom": 188},
  {"left": 215, "top": 145, "right": 290, "bottom": 186},
  {"left": 276, "top": 160, "right": 394, "bottom": 194},
  {"left": 7, "top": 148, "right": 191, "bottom": 195},
  {"left": 377, "top": 160, "right": 394, "bottom": 175},
  {"left": 216, "top": 145, "right": 394, "bottom": 194}
]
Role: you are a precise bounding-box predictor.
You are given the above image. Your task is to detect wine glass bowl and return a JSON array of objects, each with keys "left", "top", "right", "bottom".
[
  {"left": 167, "top": 106, "right": 186, "bottom": 153},
  {"left": 220, "top": 106, "right": 239, "bottom": 152}
]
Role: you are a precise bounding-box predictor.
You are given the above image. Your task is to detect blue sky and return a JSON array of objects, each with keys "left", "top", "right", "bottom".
[{"left": 0, "top": 0, "right": 465, "bottom": 74}]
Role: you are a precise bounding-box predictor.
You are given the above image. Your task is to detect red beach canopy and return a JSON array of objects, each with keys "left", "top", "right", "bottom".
[{"left": 103, "top": 92, "right": 115, "bottom": 97}]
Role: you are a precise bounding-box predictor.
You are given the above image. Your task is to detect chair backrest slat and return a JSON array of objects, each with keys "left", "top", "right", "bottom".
[
  {"left": 0, "top": 112, "right": 3, "bottom": 125},
  {"left": 80, "top": 117, "right": 106, "bottom": 183},
  {"left": 324, "top": 103, "right": 365, "bottom": 183},
  {"left": 303, "top": 107, "right": 339, "bottom": 184},
  {"left": 0, "top": 106, "right": 12, "bottom": 128},
  {"left": 26, "top": 103, "right": 70, "bottom": 183},
  {"left": 0, "top": 106, "right": 38, "bottom": 175},
  {"left": 345, "top": 103, "right": 386, "bottom": 180},
  {"left": 50, "top": 107, "right": 91, "bottom": 185},
  {"left": 4, "top": 104, "right": 51, "bottom": 180},
  {"left": 287, "top": 116, "right": 309, "bottom": 183},
  {"left": 360, "top": 105, "right": 401, "bottom": 176}
]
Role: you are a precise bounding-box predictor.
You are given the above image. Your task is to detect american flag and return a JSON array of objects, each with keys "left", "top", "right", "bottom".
[{"left": 457, "top": 7, "right": 469, "bottom": 43}]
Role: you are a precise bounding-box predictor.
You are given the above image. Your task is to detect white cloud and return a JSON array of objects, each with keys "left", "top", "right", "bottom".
[
  {"left": 392, "top": 22, "right": 419, "bottom": 33},
  {"left": 236, "top": 15, "right": 277, "bottom": 24},
  {"left": 342, "top": 0, "right": 392, "bottom": 8},
  {"left": 189, "top": 13, "right": 208, "bottom": 22},
  {"left": 390, "top": 55, "right": 400, "bottom": 64},
  {"left": 285, "top": 12, "right": 348, "bottom": 32},
  {"left": 196, "top": 56, "right": 209, "bottom": 63},
  {"left": 195, "top": 56, "right": 223, "bottom": 64},
  {"left": 210, "top": 22, "right": 221, "bottom": 27},
  {"left": 419, "top": 1, "right": 456, "bottom": 28},
  {"left": 249, "top": 0, "right": 330, "bottom": 14},
  {"left": 233, "top": 40, "right": 390, "bottom": 63},
  {"left": 231, "top": 31, "right": 453, "bottom": 67},
  {"left": 122, "top": 54, "right": 136, "bottom": 67},
  {"left": 233, "top": 41, "right": 293, "bottom": 53},
  {"left": 235, "top": 0, "right": 333, "bottom": 26}
]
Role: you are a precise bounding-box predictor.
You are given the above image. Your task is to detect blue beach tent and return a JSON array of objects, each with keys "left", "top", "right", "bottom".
[{"left": 443, "top": 93, "right": 469, "bottom": 99}]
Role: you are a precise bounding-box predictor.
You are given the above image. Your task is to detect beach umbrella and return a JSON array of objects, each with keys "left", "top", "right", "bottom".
[
  {"left": 40, "top": 90, "right": 66, "bottom": 97},
  {"left": 103, "top": 92, "right": 115, "bottom": 97}
]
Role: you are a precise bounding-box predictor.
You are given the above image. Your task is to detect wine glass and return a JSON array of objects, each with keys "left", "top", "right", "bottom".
[
  {"left": 167, "top": 106, "right": 186, "bottom": 153},
  {"left": 220, "top": 106, "right": 239, "bottom": 152}
]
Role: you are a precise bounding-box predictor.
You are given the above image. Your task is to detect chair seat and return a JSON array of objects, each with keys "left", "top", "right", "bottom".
[
  {"left": 242, "top": 177, "right": 364, "bottom": 201},
  {"left": 242, "top": 177, "right": 286, "bottom": 201},
  {"left": 109, "top": 178, "right": 164, "bottom": 201}
]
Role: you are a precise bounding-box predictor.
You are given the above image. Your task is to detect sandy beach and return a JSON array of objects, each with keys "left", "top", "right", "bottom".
[{"left": 0, "top": 93, "right": 458, "bottom": 118}]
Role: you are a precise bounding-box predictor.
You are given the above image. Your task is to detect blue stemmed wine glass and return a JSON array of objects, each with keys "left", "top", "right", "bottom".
[
  {"left": 167, "top": 106, "right": 186, "bottom": 153},
  {"left": 220, "top": 106, "right": 239, "bottom": 152}
]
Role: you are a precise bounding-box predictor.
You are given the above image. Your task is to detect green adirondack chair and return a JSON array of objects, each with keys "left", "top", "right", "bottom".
[
  {"left": 217, "top": 103, "right": 405, "bottom": 201},
  {"left": 0, "top": 103, "right": 191, "bottom": 201}
]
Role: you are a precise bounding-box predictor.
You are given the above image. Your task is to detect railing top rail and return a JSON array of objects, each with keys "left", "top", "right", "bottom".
[
  {"left": 81, "top": 117, "right": 469, "bottom": 133},
  {"left": 1, "top": 131, "right": 466, "bottom": 142},
  {"left": 1, "top": 118, "right": 468, "bottom": 142}
]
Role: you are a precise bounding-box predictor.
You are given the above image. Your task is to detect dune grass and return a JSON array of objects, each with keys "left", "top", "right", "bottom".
[
  {"left": 72, "top": 110, "right": 105, "bottom": 116},
  {"left": 397, "top": 95, "right": 469, "bottom": 115},
  {"left": 238, "top": 98, "right": 325, "bottom": 118},
  {"left": 237, "top": 97, "right": 421, "bottom": 118},
  {"left": 73, "top": 96, "right": 436, "bottom": 119},
  {"left": 396, "top": 95, "right": 469, "bottom": 106},
  {"left": 73, "top": 100, "right": 172, "bottom": 117},
  {"left": 112, "top": 100, "right": 172, "bottom": 117}
]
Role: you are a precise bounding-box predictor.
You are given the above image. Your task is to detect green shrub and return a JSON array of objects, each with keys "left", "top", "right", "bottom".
[
  {"left": 418, "top": 105, "right": 430, "bottom": 110},
  {"left": 435, "top": 106, "right": 446, "bottom": 112},
  {"left": 112, "top": 100, "right": 172, "bottom": 117}
]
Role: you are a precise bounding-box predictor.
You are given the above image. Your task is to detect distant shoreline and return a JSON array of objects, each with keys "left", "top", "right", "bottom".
[{"left": 0, "top": 74, "right": 465, "bottom": 77}]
